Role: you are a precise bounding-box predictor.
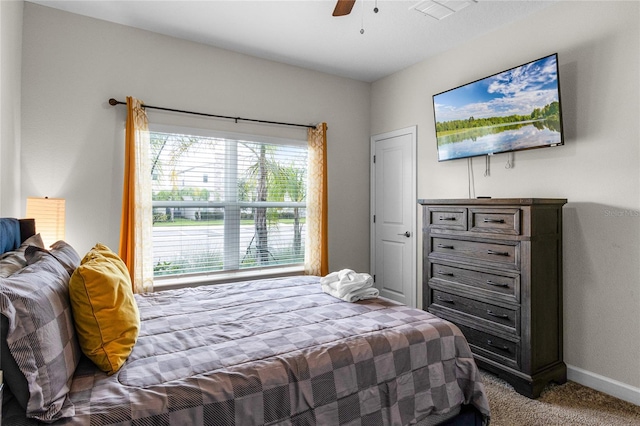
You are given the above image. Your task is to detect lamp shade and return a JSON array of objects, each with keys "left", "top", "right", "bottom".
[{"left": 26, "top": 197, "right": 66, "bottom": 247}]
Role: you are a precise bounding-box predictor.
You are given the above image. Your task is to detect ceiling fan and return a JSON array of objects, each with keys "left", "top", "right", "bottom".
[
  {"left": 332, "top": 0, "right": 357, "bottom": 16},
  {"left": 333, "top": 0, "right": 379, "bottom": 17}
]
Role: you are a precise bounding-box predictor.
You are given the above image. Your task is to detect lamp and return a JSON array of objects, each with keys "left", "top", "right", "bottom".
[{"left": 26, "top": 197, "right": 66, "bottom": 247}]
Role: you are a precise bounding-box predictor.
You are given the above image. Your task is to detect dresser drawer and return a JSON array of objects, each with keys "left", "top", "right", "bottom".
[
  {"left": 430, "top": 263, "right": 520, "bottom": 303},
  {"left": 456, "top": 323, "right": 520, "bottom": 369},
  {"left": 427, "top": 207, "right": 467, "bottom": 231},
  {"left": 469, "top": 208, "right": 520, "bottom": 235},
  {"left": 431, "top": 237, "right": 519, "bottom": 270},
  {"left": 431, "top": 289, "right": 519, "bottom": 334}
]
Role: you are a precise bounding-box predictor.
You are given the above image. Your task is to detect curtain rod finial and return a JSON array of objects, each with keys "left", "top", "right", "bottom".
[{"left": 109, "top": 98, "right": 119, "bottom": 106}]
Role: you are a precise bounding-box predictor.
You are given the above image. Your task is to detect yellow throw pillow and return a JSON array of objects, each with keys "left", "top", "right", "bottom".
[{"left": 69, "top": 243, "right": 140, "bottom": 374}]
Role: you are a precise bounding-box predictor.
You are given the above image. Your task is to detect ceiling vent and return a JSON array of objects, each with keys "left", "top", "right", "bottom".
[{"left": 411, "top": 0, "right": 477, "bottom": 20}]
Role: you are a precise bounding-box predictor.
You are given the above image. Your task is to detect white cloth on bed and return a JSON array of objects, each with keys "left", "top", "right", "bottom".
[{"left": 320, "top": 269, "right": 379, "bottom": 302}]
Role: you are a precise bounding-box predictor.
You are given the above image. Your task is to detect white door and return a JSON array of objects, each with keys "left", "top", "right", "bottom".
[{"left": 370, "top": 126, "right": 417, "bottom": 307}]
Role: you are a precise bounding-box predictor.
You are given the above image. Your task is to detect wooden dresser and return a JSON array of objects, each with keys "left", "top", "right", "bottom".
[{"left": 418, "top": 198, "right": 567, "bottom": 398}]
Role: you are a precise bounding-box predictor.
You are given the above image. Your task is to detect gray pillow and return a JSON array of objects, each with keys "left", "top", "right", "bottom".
[
  {"left": 0, "top": 314, "right": 29, "bottom": 405},
  {"left": 25, "top": 239, "right": 79, "bottom": 276},
  {"left": 0, "top": 234, "right": 44, "bottom": 278},
  {"left": 0, "top": 245, "right": 81, "bottom": 421}
]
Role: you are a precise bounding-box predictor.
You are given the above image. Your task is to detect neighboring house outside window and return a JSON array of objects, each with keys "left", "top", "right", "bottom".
[{"left": 149, "top": 127, "right": 307, "bottom": 285}]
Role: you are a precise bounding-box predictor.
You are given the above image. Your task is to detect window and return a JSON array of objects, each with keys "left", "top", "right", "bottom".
[{"left": 150, "top": 128, "right": 307, "bottom": 280}]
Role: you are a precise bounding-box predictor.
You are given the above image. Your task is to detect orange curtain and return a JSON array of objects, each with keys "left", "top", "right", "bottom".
[
  {"left": 305, "top": 122, "right": 328, "bottom": 276},
  {"left": 119, "top": 97, "right": 154, "bottom": 293}
]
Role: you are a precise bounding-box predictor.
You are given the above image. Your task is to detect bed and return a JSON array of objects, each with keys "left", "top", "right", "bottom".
[{"left": 1, "top": 218, "right": 490, "bottom": 425}]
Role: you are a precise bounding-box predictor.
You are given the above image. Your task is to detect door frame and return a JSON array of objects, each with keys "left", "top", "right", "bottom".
[{"left": 370, "top": 125, "right": 418, "bottom": 307}]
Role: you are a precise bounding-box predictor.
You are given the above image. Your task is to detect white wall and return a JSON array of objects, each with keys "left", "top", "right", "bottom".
[
  {"left": 0, "top": 0, "right": 23, "bottom": 216},
  {"left": 372, "top": 1, "right": 640, "bottom": 401},
  {"left": 20, "top": 2, "right": 372, "bottom": 274}
]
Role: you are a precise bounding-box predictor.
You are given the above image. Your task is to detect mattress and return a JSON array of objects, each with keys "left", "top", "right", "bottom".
[{"left": 3, "top": 275, "right": 490, "bottom": 425}]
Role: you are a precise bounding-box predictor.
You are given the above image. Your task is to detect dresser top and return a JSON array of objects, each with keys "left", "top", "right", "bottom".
[{"left": 418, "top": 198, "right": 567, "bottom": 206}]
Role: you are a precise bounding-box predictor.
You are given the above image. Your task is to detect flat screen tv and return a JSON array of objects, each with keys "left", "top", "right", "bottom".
[{"left": 433, "top": 53, "right": 564, "bottom": 162}]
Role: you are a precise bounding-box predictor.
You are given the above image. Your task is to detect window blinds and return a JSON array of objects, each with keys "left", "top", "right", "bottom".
[{"left": 150, "top": 131, "right": 308, "bottom": 277}]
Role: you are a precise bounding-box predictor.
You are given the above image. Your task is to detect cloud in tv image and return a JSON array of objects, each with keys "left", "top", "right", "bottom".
[{"left": 433, "top": 54, "right": 563, "bottom": 162}]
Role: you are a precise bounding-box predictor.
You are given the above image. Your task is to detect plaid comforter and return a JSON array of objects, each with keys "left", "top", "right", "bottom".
[{"left": 5, "top": 276, "right": 490, "bottom": 425}]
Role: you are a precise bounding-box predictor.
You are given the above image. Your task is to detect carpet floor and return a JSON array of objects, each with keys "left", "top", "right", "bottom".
[{"left": 481, "top": 370, "right": 640, "bottom": 425}]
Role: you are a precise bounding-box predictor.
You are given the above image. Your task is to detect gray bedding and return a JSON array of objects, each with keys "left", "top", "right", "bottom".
[{"left": 4, "top": 275, "right": 490, "bottom": 425}]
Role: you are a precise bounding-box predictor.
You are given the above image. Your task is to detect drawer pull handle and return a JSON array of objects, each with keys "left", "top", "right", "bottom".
[
  {"left": 439, "top": 216, "right": 457, "bottom": 221},
  {"left": 437, "top": 296, "right": 455, "bottom": 304},
  {"left": 486, "top": 280, "right": 509, "bottom": 288},
  {"left": 438, "top": 244, "right": 455, "bottom": 249},
  {"left": 437, "top": 271, "right": 454, "bottom": 276},
  {"left": 487, "top": 310, "right": 509, "bottom": 319},
  {"left": 483, "top": 218, "right": 505, "bottom": 224},
  {"left": 486, "top": 340, "right": 510, "bottom": 352},
  {"left": 487, "top": 250, "right": 509, "bottom": 256}
]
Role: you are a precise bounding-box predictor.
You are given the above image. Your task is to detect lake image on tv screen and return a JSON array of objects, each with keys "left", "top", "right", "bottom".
[{"left": 434, "top": 55, "right": 562, "bottom": 161}]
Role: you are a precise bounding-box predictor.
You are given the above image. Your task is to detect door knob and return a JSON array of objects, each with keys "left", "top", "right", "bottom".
[{"left": 397, "top": 231, "right": 411, "bottom": 238}]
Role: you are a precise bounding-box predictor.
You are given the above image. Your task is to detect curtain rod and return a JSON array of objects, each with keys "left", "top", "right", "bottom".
[{"left": 108, "top": 98, "right": 316, "bottom": 129}]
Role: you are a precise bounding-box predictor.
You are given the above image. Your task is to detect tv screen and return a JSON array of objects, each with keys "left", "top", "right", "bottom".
[{"left": 433, "top": 53, "right": 564, "bottom": 162}]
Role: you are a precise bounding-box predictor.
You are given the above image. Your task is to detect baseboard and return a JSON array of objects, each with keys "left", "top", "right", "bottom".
[{"left": 567, "top": 364, "right": 640, "bottom": 406}]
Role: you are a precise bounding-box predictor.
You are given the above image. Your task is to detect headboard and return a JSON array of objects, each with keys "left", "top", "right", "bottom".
[{"left": 19, "top": 219, "right": 36, "bottom": 244}]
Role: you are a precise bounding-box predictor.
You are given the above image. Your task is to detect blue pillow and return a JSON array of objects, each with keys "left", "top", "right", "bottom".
[{"left": 0, "top": 218, "right": 21, "bottom": 254}]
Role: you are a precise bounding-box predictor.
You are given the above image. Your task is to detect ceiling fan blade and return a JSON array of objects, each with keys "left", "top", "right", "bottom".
[{"left": 333, "top": 0, "right": 356, "bottom": 16}]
